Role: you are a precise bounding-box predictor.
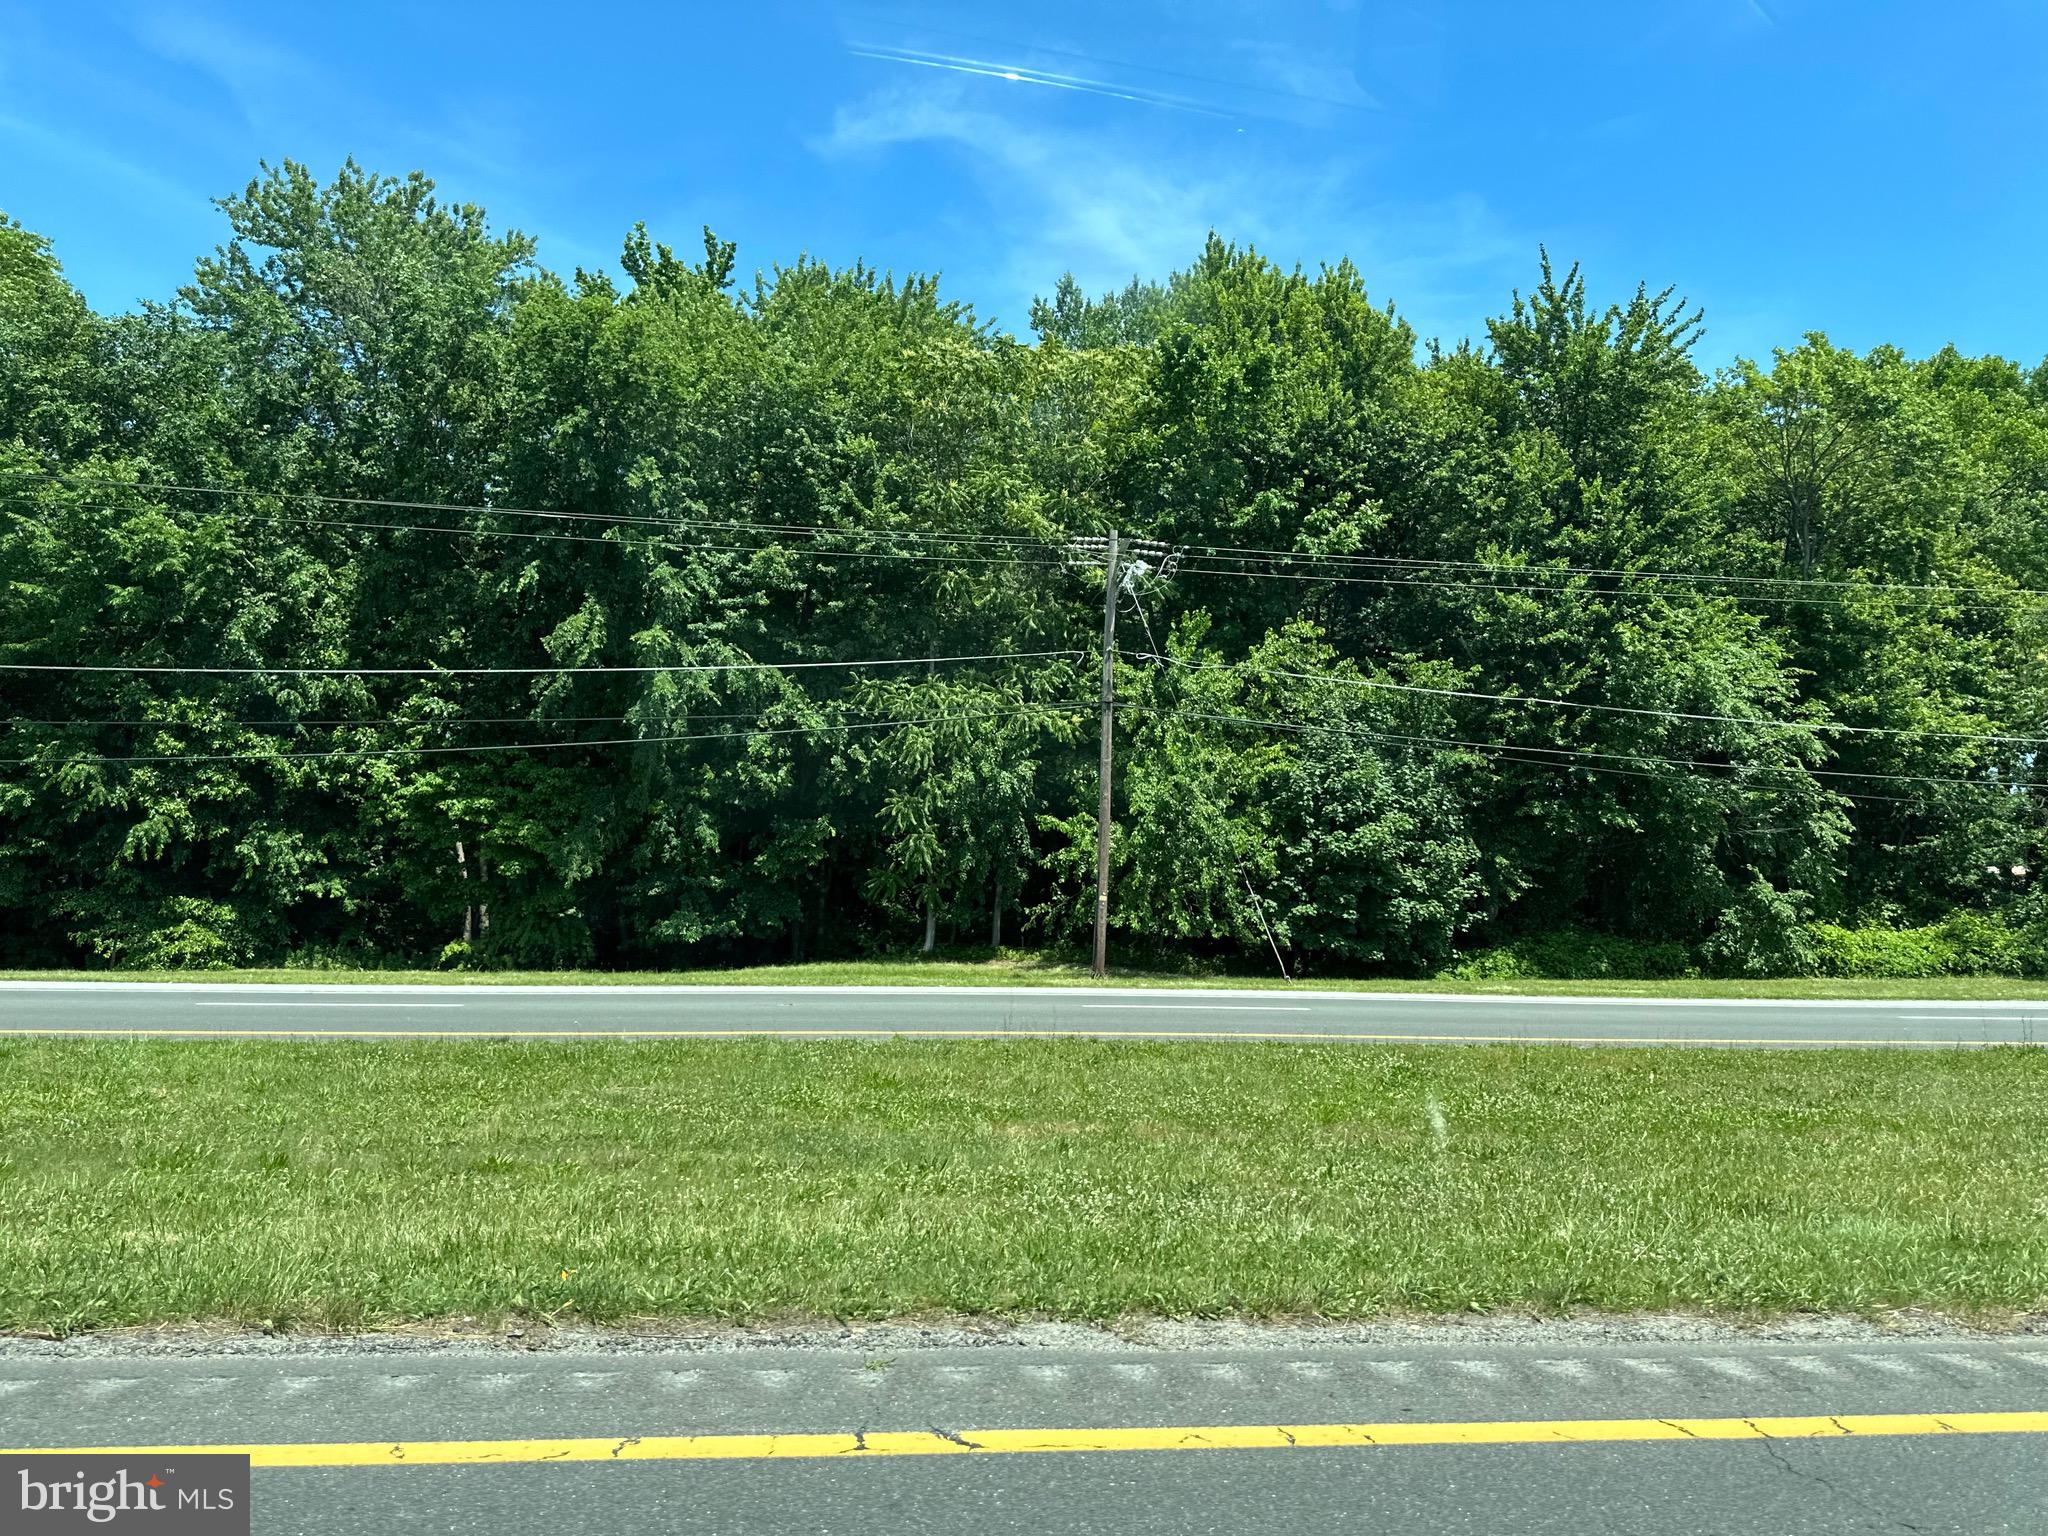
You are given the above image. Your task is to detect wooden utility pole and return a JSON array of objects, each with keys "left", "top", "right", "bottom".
[{"left": 1093, "top": 530, "right": 1119, "bottom": 977}]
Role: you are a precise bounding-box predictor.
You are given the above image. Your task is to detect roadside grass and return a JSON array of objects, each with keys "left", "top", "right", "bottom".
[
  {"left": 1, "top": 1038, "right": 2043, "bottom": 1332},
  {"left": 8, "top": 954, "right": 2048, "bottom": 1001}
]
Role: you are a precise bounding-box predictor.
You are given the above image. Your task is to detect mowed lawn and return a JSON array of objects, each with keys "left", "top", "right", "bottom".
[{"left": 0, "top": 1038, "right": 2043, "bottom": 1331}]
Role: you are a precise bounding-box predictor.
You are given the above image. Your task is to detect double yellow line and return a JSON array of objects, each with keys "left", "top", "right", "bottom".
[{"left": 14, "top": 1412, "right": 2048, "bottom": 1467}]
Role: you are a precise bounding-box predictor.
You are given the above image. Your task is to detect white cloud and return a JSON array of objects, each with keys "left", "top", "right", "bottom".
[
  {"left": 132, "top": 6, "right": 328, "bottom": 132},
  {"left": 1229, "top": 38, "right": 1383, "bottom": 114},
  {"left": 819, "top": 86, "right": 1228, "bottom": 298},
  {"left": 0, "top": 111, "right": 196, "bottom": 211},
  {"left": 131, "top": 8, "right": 540, "bottom": 199},
  {"left": 816, "top": 80, "right": 1529, "bottom": 345},
  {"left": 125, "top": 4, "right": 571, "bottom": 267}
]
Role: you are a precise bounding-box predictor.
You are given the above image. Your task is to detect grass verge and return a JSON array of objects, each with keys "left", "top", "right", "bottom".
[
  {"left": 8, "top": 955, "right": 2048, "bottom": 1000},
  {"left": 1, "top": 1038, "right": 2044, "bottom": 1332}
]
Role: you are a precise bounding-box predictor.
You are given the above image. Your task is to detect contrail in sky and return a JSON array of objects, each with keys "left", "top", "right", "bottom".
[{"left": 847, "top": 44, "right": 1237, "bottom": 119}]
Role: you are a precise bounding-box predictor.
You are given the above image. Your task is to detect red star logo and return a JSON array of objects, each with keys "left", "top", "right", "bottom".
[{"left": 146, "top": 1476, "right": 163, "bottom": 1489}]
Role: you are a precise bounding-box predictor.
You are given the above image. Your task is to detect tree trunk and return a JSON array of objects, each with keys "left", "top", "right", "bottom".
[
  {"left": 989, "top": 874, "right": 1002, "bottom": 948},
  {"left": 455, "top": 840, "right": 473, "bottom": 943},
  {"left": 475, "top": 846, "right": 490, "bottom": 934},
  {"left": 922, "top": 903, "right": 937, "bottom": 955}
]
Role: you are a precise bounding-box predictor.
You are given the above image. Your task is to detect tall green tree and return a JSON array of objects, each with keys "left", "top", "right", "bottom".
[{"left": 4, "top": 173, "right": 2045, "bottom": 974}]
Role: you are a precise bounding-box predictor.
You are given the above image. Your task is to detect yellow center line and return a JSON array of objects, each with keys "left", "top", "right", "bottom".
[
  {"left": 9, "top": 1412, "right": 2047, "bottom": 1467},
  {"left": 0, "top": 1025, "right": 2023, "bottom": 1048}
]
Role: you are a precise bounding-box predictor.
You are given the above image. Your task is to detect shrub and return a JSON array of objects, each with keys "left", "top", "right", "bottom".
[
  {"left": 1805, "top": 922, "right": 1951, "bottom": 977},
  {"left": 1806, "top": 910, "right": 2048, "bottom": 978},
  {"left": 81, "top": 897, "right": 254, "bottom": 970},
  {"left": 1701, "top": 880, "right": 1819, "bottom": 978},
  {"left": 1444, "top": 930, "right": 1695, "bottom": 981},
  {"left": 1448, "top": 910, "right": 2048, "bottom": 981}
]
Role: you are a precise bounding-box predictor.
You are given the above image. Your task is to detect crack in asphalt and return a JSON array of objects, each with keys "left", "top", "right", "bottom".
[
  {"left": 1744, "top": 1420, "right": 1931, "bottom": 1535},
  {"left": 929, "top": 1427, "right": 982, "bottom": 1450}
]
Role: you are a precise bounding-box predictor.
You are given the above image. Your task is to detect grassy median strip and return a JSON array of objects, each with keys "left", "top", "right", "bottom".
[{"left": 0, "top": 1038, "right": 2044, "bottom": 1331}]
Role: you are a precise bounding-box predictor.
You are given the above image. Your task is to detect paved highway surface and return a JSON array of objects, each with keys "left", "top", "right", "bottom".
[
  {"left": 2, "top": 979, "right": 2046, "bottom": 1047},
  {"left": 3, "top": 1336, "right": 2044, "bottom": 1533}
]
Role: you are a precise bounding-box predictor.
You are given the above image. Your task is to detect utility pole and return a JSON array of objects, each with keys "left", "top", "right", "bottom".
[
  {"left": 1068, "top": 530, "right": 1172, "bottom": 979},
  {"left": 1093, "top": 529, "right": 1119, "bottom": 977}
]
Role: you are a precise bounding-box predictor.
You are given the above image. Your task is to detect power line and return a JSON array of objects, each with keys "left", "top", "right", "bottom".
[
  {"left": 1, "top": 703, "right": 1093, "bottom": 768},
  {"left": 6, "top": 472, "right": 2036, "bottom": 603},
  {"left": 0, "top": 493, "right": 1075, "bottom": 572},
  {"left": 0, "top": 471, "right": 1064, "bottom": 545},
  {"left": 1132, "top": 653, "right": 2048, "bottom": 747},
  {"left": 1168, "top": 558, "right": 2042, "bottom": 612},
  {"left": 0, "top": 472, "right": 1072, "bottom": 555},
  {"left": 1, "top": 711, "right": 752, "bottom": 729},
  {"left": 13, "top": 473, "right": 2029, "bottom": 608},
  {"left": 1173, "top": 540, "right": 2048, "bottom": 601},
  {"left": 0, "top": 649, "right": 1083, "bottom": 678},
  {"left": 1129, "top": 704, "right": 1844, "bottom": 794},
  {"left": 1135, "top": 706, "right": 2048, "bottom": 799},
  {"left": 1138, "top": 708, "right": 2031, "bottom": 811}
]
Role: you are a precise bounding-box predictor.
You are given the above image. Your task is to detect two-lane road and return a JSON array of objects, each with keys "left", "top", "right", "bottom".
[
  {"left": 5, "top": 1335, "right": 2046, "bottom": 1533},
  {"left": 2, "top": 980, "right": 2045, "bottom": 1047}
]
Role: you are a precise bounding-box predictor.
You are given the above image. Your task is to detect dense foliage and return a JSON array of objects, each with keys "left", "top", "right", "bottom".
[{"left": 3, "top": 162, "right": 2044, "bottom": 974}]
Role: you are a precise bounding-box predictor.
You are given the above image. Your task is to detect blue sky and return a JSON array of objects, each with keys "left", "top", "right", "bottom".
[{"left": 3, "top": 1, "right": 2045, "bottom": 366}]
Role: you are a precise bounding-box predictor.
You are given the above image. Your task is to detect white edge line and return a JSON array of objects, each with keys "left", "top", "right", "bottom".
[
  {"left": 193, "top": 1002, "right": 467, "bottom": 1009},
  {"left": 1080, "top": 1005, "right": 1313, "bottom": 1012},
  {"left": 1897, "top": 1014, "right": 2035, "bottom": 1022}
]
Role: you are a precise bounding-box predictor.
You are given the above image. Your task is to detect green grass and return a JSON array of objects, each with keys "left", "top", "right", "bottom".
[
  {"left": 1, "top": 1038, "right": 2044, "bottom": 1332},
  {"left": 9, "top": 954, "right": 2048, "bottom": 1000}
]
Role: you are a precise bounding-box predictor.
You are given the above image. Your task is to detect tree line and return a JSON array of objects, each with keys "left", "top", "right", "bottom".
[{"left": 2, "top": 160, "right": 2044, "bottom": 975}]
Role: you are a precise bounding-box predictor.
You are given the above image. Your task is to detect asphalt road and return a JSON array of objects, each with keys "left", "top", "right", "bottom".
[
  {"left": 2, "top": 980, "right": 2046, "bottom": 1048},
  {"left": 4, "top": 1336, "right": 2045, "bottom": 1533}
]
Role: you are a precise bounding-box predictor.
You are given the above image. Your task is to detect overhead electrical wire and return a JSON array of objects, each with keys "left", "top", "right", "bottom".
[
  {"left": 0, "top": 470, "right": 1065, "bottom": 545},
  {"left": 0, "top": 473, "right": 1074, "bottom": 557},
  {"left": 0, "top": 494, "right": 1076, "bottom": 572},
  {"left": 2, "top": 710, "right": 766, "bottom": 729},
  {"left": 17, "top": 470, "right": 2034, "bottom": 594},
  {"left": 1126, "top": 704, "right": 1833, "bottom": 792},
  {"left": 5, "top": 473, "right": 2038, "bottom": 795},
  {"left": 1172, "top": 540, "right": 2048, "bottom": 601},
  {"left": 1132, "top": 706, "right": 2048, "bottom": 800},
  {"left": 8, "top": 470, "right": 2042, "bottom": 606},
  {"left": 0, "top": 649, "right": 1084, "bottom": 678},
  {"left": 1166, "top": 557, "right": 2043, "bottom": 612},
  {"left": 1132, "top": 707, "right": 2039, "bottom": 807},
  {"left": 0, "top": 702, "right": 1094, "bottom": 768},
  {"left": 1129, "top": 652, "right": 2048, "bottom": 747}
]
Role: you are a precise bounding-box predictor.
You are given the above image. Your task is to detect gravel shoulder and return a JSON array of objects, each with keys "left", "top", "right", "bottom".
[{"left": 6, "top": 1309, "right": 2045, "bottom": 1360}]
